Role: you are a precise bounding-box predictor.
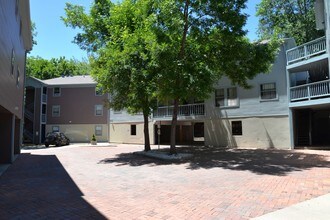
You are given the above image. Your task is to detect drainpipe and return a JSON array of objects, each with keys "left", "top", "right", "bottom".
[
  {"left": 325, "top": 0, "right": 330, "bottom": 79},
  {"left": 285, "top": 42, "right": 295, "bottom": 150}
]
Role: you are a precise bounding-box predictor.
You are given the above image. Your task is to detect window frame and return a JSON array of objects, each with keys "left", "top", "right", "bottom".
[
  {"left": 52, "top": 105, "right": 60, "bottom": 117},
  {"left": 53, "top": 87, "right": 61, "bottom": 97},
  {"left": 231, "top": 121, "right": 242, "bottom": 136},
  {"left": 95, "top": 87, "right": 103, "bottom": 96},
  {"left": 260, "top": 83, "right": 278, "bottom": 101},
  {"left": 16, "top": 67, "right": 20, "bottom": 88},
  {"left": 95, "top": 125, "right": 103, "bottom": 136},
  {"left": 131, "top": 124, "right": 137, "bottom": 136},
  {"left": 215, "top": 87, "right": 239, "bottom": 108},
  {"left": 52, "top": 126, "right": 59, "bottom": 132},
  {"left": 95, "top": 105, "right": 103, "bottom": 116},
  {"left": 10, "top": 48, "right": 15, "bottom": 76}
]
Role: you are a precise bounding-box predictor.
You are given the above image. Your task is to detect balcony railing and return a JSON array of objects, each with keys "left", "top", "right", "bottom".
[
  {"left": 290, "top": 79, "right": 330, "bottom": 102},
  {"left": 286, "top": 36, "right": 327, "bottom": 65},
  {"left": 153, "top": 103, "right": 205, "bottom": 118}
]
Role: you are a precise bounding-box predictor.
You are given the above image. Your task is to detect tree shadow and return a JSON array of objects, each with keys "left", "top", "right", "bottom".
[
  {"left": 0, "top": 153, "right": 106, "bottom": 219},
  {"left": 99, "top": 146, "right": 330, "bottom": 176}
]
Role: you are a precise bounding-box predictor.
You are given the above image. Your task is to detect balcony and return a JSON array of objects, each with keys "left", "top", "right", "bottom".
[
  {"left": 153, "top": 103, "right": 205, "bottom": 118},
  {"left": 287, "top": 36, "right": 327, "bottom": 65},
  {"left": 290, "top": 79, "right": 330, "bottom": 102}
]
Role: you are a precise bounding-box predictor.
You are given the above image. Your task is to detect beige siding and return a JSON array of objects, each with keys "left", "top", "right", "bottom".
[
  {"left": 205, "top": 116, "right": 290, "bottom": 149},
  {"left": 110, "top": 122, "right": 154, "bottom": 144},
  {"left": 46, "top": 124, "right": 109, "bottom": 142}
]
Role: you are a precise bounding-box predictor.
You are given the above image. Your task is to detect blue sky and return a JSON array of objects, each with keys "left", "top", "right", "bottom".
[{"left": 29, "top": 0, "right": 261, "bottom": 60}]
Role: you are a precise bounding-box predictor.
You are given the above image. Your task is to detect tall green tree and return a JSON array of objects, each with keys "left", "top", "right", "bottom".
[
  {"left": 257, "top": 0, "right": 324, "bottom": 45},
  {"left": 63, "top": 0, "right": 159, "bottom": 151},
  {"left": 153, "top": 0, "right": 278, "bottom": 154},
  {"left": 26, "top": 56, "right": 90, "bottom": 80},
  {"left": 63, "top": 0, "right": 278, "bottom": 154}
]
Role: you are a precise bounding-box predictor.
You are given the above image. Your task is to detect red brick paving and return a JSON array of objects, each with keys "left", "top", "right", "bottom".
[{"left": 1, "top": 144, "right": 330, "bottom": 219}]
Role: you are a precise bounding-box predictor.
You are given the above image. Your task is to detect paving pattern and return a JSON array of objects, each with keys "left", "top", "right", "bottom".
[{"left": 1, "top": 144, "right": 330, "bottom": 219}]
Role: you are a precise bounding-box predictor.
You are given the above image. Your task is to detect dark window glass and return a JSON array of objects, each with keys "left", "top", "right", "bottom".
[
  {"left": 260, "top": 83, "right": 276, "bottom": 100},
  {"left": 231, "top": 121, "right": 242, "bottom": 136},
  {"left": 131, "top": 124, "right": 136, "bottom": 136}
]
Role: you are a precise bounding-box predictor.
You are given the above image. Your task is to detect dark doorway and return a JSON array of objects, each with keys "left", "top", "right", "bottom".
[
  {"left": 154, "top": 122, "right": 204, "bottom": 145},
  {"left": 294, "top": 108, "right": 330, "bottom": 147}
]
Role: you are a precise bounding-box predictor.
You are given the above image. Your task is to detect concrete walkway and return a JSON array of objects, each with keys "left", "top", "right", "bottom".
[
  {"left": 1, "top": 144, "right": 330, "bottom": 219},
  {"left": 253, "top": 193, "right": 330, "bottom": 220}
]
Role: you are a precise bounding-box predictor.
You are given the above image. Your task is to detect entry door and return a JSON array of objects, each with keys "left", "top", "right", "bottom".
[{"left": 296, "top": 110, "right": 311, "bottom": 146}]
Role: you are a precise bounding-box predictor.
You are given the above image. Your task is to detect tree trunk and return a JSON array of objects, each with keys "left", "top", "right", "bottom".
[
  {"left": 170, "top": 98, "right": 179, "bottom": 154},
  {"left": 169, "top": 0, "right": 190, "bottom": 155},
  {"left": 143, "top": 112, "right": 151, "bottom": 151}
]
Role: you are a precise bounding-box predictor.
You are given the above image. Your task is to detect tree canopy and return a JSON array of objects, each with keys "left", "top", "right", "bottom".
[
  {"left": 63, "top": 0, "right": 279, "bottom": 153},
  {"left": 257, "top": 0, "right": 324, "bottom": 45},
  {"left": 63, "top": 0, "right": 160, "bottom": 151},
  {"left": 151, "top": 0, "right": 279, "bottom": 153},
  {"left": 26, "top": 56, "right": 90, "bottom": 80}
]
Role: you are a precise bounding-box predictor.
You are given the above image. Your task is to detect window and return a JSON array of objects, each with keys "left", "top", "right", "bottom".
[
  {"left": 260, "top": 83, "right": 277, "bottom": 100},
  {"left": 114, "top": 110, "right": 122, "bottom": 114},
  {"left": 52, "top": 126, "right": 59, "bottom": 132},
  {"left": 95, "top": 87, "right": 103, "bottom": 96},
  {"left": 95, "top": 125, "right": 102, "bottom": 136},
  {"left": 194, "top": 122, "right": 205, "bottom": 141},
  {"left": 215, "top": 88, "right": 238, "bottom": 107},
  {"left": 131, "top": 124, "right": 136, "bottom": 136},
  {"left": 95, "top": 105, "right": 103, "bottom": 116},
  {"left": 53, "top": 87, "right": 61, "bottom": 97},
  {"left": 10, "top": 48, "right": 15, "bottom": 76},
  {"left": 52, "top": 105, "right": 60, "bottom": 117},
  {"left": 231, "top": 121, "right": 242, "bottom": 136},
  {"left": 16, "top": 67, "right": 20, "bottom": 87}
]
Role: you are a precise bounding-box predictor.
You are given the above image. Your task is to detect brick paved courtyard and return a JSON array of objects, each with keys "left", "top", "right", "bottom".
[{"left": 1, "top": 144, "right": 330, "bottom": 219}]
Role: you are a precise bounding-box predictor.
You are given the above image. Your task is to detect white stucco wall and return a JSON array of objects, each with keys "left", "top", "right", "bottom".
[
  {"left": 109, "top": 121, "right": 154, "bottom": 145},
  {"left": 46, "top": 124, "right": 109, "bottom": 142},
  {"left": 205, "top": 116, "right": 290, "bottom": 149}
]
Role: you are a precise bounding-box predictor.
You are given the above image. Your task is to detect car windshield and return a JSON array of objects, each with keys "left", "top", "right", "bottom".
[{"left": 46, "top": 132, "right": 58, "bottom": 137}]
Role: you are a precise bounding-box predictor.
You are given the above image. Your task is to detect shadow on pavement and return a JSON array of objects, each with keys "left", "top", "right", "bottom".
[
  {"left": 99, "top": 146, "right": 330, "bottom": 176},
  {"left": 0, "top": 153, "right": 106, "bottom": 219}
]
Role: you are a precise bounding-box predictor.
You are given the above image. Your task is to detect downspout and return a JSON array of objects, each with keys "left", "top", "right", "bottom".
[{"left": 284, "top": 41, "right": 295, "bottom": 150}]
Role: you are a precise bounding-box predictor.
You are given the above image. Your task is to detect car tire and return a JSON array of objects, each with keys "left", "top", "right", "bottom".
[
  {"left": 45, "top": 144, "right": 49, "bottom": 148},
  {"left": 56, "top": 141, "right": 61, "bottom": 147}
]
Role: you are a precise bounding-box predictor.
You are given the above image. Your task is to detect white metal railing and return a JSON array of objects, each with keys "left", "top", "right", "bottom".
[
  {"left": 290, "top": 79, "right": 330, "bottom": 101},
  {"left": 42, "top": 94, "right": 47, "bottom": 103},
  {"left": 153, "top": 103, "right": 205, "bottom": 118},
  {"left": 286, "top": 36, "right": 327, "bottom": 65}
]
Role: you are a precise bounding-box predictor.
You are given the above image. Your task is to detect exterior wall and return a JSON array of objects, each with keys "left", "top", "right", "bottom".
[
  {"left": 203, "top": 43, "right": 290, "bottom": 149},
  {"left": 47, "top": 86, "right": 108, "bottom": 124},
  {"left": 0, "top": 0, "right": 31, "bottom": 163},
  {"left": 33, "top": 88, "right": 42, "bottom": 143},
  {"left": 110, "top": 121, "right": 154, "bottom": 144},
  {"left": 46, "top": 124, "right": 109, "bottom": 142},
  {"left": 110, "top": 110, "right": 144, "bottom": 123},
  {"left": 205, "top": 116, "right": 290, "bottom": 149},
  {"left": 205, "top": 43, "right": 289, "bottom": 119},
  {"left": 0, "top": 0, "right": 30, "bottom": 119}
]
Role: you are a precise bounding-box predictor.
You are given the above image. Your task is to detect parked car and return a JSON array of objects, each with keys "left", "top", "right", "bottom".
[{"left": 45, "top": 132, "right": 70, "bottom": 147}]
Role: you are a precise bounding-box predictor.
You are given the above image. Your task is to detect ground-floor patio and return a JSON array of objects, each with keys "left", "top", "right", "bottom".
[{"left": 1, "top": 144, "right": 330, "bottom": 219}]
